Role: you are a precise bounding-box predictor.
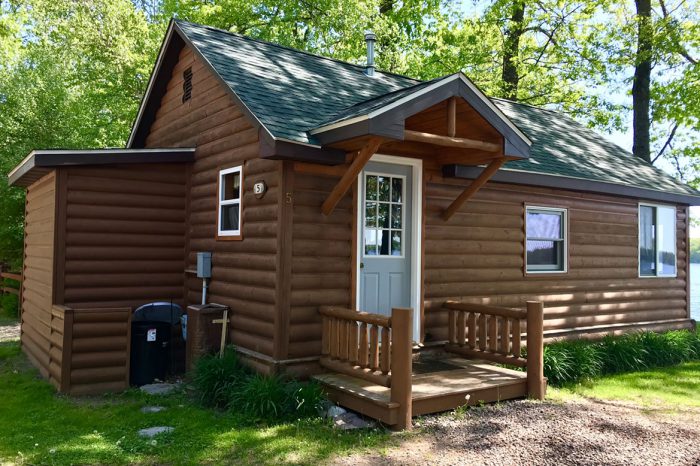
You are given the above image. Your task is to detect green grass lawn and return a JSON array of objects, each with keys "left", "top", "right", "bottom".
[
  {"left": 0, "top": 340, "right": 391, "bottom": 465},
  {"left": 551, "top": 361, "right": 700, "bottom": 409}
]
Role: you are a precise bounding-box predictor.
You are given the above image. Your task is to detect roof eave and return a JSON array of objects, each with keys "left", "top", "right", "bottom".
[
  {"left": 444, "top": 164, "right": 700, "bottom": 206},
  {"left": 308, "top": 73, "right": 531, "bottom": 159},
  {"left": 8, "top": 148, "right": 196, "bottom": 188}
]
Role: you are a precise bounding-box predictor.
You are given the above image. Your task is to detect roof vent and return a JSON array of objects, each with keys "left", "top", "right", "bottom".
[
  {"left": 364, "top": 30, "right": 376, "bottom": 77},
  {"left": 182, "top": 67, "right": 193, "bottom": 103}
]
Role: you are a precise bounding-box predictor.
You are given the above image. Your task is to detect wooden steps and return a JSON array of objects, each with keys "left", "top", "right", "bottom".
[{"left": 313, "top": 357, "right": 529, "bottom": 424}]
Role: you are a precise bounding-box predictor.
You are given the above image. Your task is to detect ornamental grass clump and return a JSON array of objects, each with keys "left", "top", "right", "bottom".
[
  {"left": 542, "top": 328, "right": 700, "bottom": 387},
  {"left": 191, "top": 346, "right": 326, "bottom": 423}
]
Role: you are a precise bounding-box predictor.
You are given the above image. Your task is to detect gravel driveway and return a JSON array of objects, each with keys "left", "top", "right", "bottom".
[
  {"left": 0, "top": 321, "right": 20, "bottom": 341},
  {"left": 333, "top": 398, "right": 700, "bottom": 466}
]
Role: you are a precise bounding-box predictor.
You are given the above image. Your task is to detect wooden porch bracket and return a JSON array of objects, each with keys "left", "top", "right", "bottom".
[
  {"left": 442, "top": 158, "right": 506, "bottom": 221},
  {"left": 404, "top": 130, "right": 500, "bottom": 152},
  {"left": 321, "top": 136, "right": 383, "bottom": 216}
]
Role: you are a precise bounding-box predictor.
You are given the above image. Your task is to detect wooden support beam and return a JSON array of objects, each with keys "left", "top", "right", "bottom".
[
  {"left": 447, "top": 97, "right": 457, "bottom": 137},
  {"left": 321, "top": 137, "right": 383, "bottom": 216},
  {"left": 436, "top": 152, "right": 503, "bottom": 166},
  {"left": 404, "top": 130, "right": 500, "bottom": 152},
  {"left": 442, "top": 158, "right": 506, "bottom": 221}
]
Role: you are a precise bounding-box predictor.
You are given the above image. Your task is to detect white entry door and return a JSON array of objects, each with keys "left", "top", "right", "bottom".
[{"left": 359, "top": 161, "right": 413, "bottom": 318}]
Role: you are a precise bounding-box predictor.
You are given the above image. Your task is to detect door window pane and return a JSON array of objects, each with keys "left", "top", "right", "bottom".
[
  {"left": 377, "top": 176, "right": 390, "bottom": 201},
  {"left": 365, "top": 202, "right": 377, "bottom": 227},
  {"left": 526, "top": 207, "right": 566, "bottom": 272},
  {"left": 364, "top": 173, "right": 406, "bottom": 257},
  {"left": 366, "top": 176, "right": 378, "bottom": 200},
  {"left": 392, "top": 178, "right": 403, "bottom": 202}
]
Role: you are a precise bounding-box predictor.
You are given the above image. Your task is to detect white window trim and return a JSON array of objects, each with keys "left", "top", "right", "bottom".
[
  {"left": 638, "top": 202, "right": 677, "bottom": 278},
  {"left": 217, "top": 165, "right": 242, "bottom": 237},
  {"left": 525, "top": 205, "right": 568, "bottom": 274},
  {"left": 362, "top": 171, "right": 407, "bottom": 259}
]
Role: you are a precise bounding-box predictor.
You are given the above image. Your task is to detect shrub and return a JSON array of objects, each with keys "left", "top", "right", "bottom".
[
  {"left": 599, "top": 334, "right": 646, "bottom": 373},
  {"left": 191, "top": 346, "right": 326, "bottom": 423},
  {"left": 541, "top": 328, "right": 700, "bottom": 387},
  {"left": 191, "top": 347, "right": 249, "bottom": 408},
  {"left": 0, "top": 293, "right": 19, "bottom": 318}
]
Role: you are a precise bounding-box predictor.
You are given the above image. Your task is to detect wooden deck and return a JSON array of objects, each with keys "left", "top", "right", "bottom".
[{"left": 313, "top": 354, "right": 528, "bottom": 426}]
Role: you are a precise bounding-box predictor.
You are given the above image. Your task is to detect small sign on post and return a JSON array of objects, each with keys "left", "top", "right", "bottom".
[{"left": 212, "top": 309, "right": 229, "bottom": 357}]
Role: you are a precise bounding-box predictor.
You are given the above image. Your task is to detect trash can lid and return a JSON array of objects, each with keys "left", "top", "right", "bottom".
[{"left": 133, "top": 302, "right": 183, "bottom": 324}]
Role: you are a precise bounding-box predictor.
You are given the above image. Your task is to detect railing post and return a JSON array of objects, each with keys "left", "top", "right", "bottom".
[
  {"left": 390, "top": 307, "right": 413, "bottom": 430},
  {"left": 526, "top": 301, "right": 545, "bottom": 400}
]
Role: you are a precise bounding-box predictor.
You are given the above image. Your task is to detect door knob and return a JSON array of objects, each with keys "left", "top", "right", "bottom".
[{"left": 360, "top": 262, "right": 365, "bottom": 269}]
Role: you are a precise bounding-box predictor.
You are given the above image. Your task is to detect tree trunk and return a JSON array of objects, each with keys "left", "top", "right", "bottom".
[
  {"left": 632, "top": 0, "right": 652, "bottom": 162},
  {"left": 501, "top": 0, "right": 526, "bottom": 101}
]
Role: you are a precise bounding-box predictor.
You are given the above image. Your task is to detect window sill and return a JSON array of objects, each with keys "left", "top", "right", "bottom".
[{"left": 216, "top": 234, "right": 243, "bottom": 241}]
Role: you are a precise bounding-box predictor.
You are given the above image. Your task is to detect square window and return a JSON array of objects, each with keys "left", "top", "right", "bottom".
[
  {"left": 218, "top": 166, "right": 242, "bottom": 237},
  {"left": 525, "top": 207, "right": 566, "bottom": 273}
]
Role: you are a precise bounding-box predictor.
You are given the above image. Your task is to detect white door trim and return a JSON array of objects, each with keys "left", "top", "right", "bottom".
[{"left": 355, "top": 154, "right": 423, "bottom": 341}]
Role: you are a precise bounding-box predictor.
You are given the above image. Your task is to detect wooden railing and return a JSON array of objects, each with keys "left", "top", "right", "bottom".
[
  {"left": 0, "top": 271, "right": 22, "bottom": 297},
  {"left": 319, "top": 305, "right": 414, "bottom": 429},
  {"left": 443, "top": 300, "right": 546, "bottom": 400}
]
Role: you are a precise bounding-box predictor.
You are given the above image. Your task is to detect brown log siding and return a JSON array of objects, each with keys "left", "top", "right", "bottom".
[
  {"left": 287, "top": 159, "right": 690, "bottom": 359},
  {"left": 422, "top": 165, "right": 689, "bottom": 341},
  {"left": 61, "top": 164, "right": 188, "bottom": 309},
  {"left": 20, "top": 171, "right": 57, "bottom": 379},
  {"left": 144, "top": 45, "right": 281, "bottom": 357}
]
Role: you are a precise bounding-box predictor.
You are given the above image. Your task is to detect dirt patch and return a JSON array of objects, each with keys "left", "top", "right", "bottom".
[
  {"left": 0, "top": 321, "right": 20, "bottom": 342},
  {"left": 332, "top": 398, "right": 700, "bottom": 466}
]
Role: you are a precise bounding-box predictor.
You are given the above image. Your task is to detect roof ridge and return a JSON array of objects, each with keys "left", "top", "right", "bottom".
[{"left": 175, "top": 19, "right": 422, "bottom": 84}]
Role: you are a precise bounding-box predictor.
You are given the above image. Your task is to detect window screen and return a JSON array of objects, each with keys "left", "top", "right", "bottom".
[
  {"left": 218, "top": 166, "right": 242, "bottom": 237},
  {"left": 639, "top": 204, "right": 676, "bottom": 277},
  {"left": 526, "top": 207, "right": 567, "bottom": 272}
]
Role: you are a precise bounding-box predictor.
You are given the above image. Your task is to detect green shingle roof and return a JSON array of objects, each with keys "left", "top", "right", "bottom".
[{"left": 175, "top": 20, "right": 699, "bottom": 200}]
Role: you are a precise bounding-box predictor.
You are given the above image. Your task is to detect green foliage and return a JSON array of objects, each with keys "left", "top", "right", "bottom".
[
  {"left": 542, "top": 329, "right": 700, "bottom": 387},
  {"left": 0, "top": 293, "right": 18, "bottom": 318},
  {"left": 191, "top": 347, "right": 250, "bottom": 408},
  {"left": 0, "top": 340, "right": 388, "bottom": 465},
  {"left": 191, "top": 346, "right": 326, "bottom": 423}
]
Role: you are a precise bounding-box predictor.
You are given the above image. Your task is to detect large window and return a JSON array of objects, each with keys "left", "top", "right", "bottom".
[
  {"left": 218, "top": 166, "right": 242, "bottom": 238},
  {"left": 525, "top": 206, "right": 567, "bottom": 273},
  {"left": 639, "top": 204, "right": 676, "bottom": 277}
]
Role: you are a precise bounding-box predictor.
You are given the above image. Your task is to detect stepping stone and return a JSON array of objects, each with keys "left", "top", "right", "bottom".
[
  {"left": 138, "top": 426, "right": 174, "bottom": 438},
  {"left": 140, "top": 406, "right": 166, "bottom": 413},
  {"left": 139, "top": 383, "right": 177, "bottom": 395},
  {"left": 325, "top": 405, "right": 347, "bottom": 419},
  {"left": 333, "top": 412, "right": 375, "bottom": 430}
]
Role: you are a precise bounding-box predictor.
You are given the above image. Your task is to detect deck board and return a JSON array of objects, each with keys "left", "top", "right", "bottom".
[{"left": 313, "top": 356, "right": 528, "bottom": 421}]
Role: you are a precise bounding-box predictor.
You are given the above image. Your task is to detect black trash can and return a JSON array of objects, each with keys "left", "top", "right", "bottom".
[{"left": 130, "top": 321, "right": 171, "bottom": 386}]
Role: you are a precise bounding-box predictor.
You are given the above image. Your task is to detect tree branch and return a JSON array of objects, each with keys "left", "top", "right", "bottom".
[{"left": 651, "top": 122, "right": 679, "bottom": 163}]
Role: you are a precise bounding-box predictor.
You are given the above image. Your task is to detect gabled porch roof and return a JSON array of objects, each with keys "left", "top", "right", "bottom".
[{"left": 310, "top": 73, "right": 531, "bottom": 160}]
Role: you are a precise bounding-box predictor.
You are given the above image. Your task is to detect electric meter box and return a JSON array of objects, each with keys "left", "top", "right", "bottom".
[{"left": 196, "top": 252, "right": 212, "bottom": 278}]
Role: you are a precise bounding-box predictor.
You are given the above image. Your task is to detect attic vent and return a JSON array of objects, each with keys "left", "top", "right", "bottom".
[{"left": 182, "top": 67, "right": 193, "bottom": 103}]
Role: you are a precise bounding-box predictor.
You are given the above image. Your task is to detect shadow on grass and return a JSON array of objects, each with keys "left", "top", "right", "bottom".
[{"left": 0, "top": 341, "right": 390, "bottom": 465}]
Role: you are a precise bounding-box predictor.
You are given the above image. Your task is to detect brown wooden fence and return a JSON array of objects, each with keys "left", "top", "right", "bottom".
[
  {"left": 319, "top": 306, "right": 414, "bottom": 429},
  {"left": 443, "top": 300, "right": 545, "bottom": 399},
  {"left": 0, "top": 271, "right": 22, "bottom": 297}
]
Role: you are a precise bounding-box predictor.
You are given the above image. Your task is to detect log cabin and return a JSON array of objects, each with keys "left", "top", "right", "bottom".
[{"left": 8, "top": 20, "right": 700, "bottom": 428}]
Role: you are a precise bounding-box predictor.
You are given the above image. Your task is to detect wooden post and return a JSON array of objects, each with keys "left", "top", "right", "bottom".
[
  {"left": 390, "top": 307, "right": 413, "bottom": 430},
  {"left": 526, "top": 301, "right": 545, "bottom": 400},
  {"left": 212, "top": 309, "right": 229, "bottom": 358},
  {"left": 447, "top": 97, "right": 457, "bottom": 137},
  {"left": 60, "top": 307, "right": 74, "bottom": 394}
]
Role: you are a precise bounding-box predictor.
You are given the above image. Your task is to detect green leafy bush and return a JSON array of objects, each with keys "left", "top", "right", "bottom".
[
  {"left": 542, "top": 328, "right": 700, "bottom": 387},
  {"left": 0, "top": 293, "right": 19, "bottom": 318},
  {"left": 191, "top": 347, "right": 250, "bottom": 408},
  {"left": 191, "top": 346, "right": 326, "bottom": 423}
]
